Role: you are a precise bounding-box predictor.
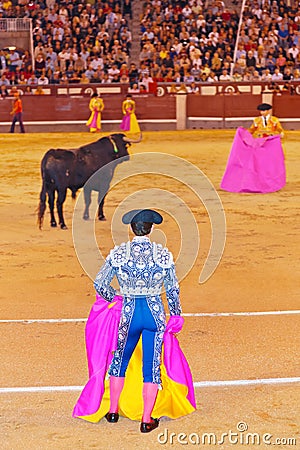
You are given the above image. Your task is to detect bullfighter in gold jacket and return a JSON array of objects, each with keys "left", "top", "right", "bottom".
[{"left": 249, "top": 103, "right": 284, "bottom": 138}]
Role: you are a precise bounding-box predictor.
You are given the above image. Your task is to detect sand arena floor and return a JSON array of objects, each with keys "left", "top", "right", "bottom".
[{"left": 0, "top": 130, "right": 299, "bottom": 449}]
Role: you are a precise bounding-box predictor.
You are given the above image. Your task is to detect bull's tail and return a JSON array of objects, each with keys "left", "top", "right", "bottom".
[{"left": 37, "top": 176, "right": 47, "bottom": 230}]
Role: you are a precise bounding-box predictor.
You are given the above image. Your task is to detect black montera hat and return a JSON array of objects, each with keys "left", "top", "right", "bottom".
[
  {"left": 122, "top": 209, "right": 163, "bottom": 224},
  {"left": 257, "top": 103, "right": 272, "bottom": 111}
]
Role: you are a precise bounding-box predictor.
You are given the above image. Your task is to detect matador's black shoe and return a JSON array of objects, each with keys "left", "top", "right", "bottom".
[
  {"left": 105, "top": 412, "right": 119, "bottom": 423},
  {"left": 140, "top": 417, "right": 159, "bottom": 433}
]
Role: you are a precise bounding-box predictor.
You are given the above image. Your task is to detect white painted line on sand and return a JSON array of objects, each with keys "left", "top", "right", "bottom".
[
  {"left": 1, "top": 377, "right": 299, "bottom": 394},
  {"left": 183, "top": 310, "right": 300, "bottom": 317},
  {"left": 0, "top": 318, "right": 88, "bottom": 324},
  {"left": 0, "top": 386, "right": 82, "bottom": 393},
  {"left": 194, "top": 377, "right": 300, "bottom": 388},
  {"left": 0, "top": 310, "right": 300, "bottom": 324}
]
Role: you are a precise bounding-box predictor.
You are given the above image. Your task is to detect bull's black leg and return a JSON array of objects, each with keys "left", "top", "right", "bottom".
[
  {"left": 56, "top": 188, "right": 67, "bottom": 229},
  {"left": 97, "top": 173, "right": 111, "bottom": 221},
  {"left": 83, "top": 187, "right": 92, "bottom": 220},
  {"left": 98, "top": 193, "right": 106, "bottom": 221},
  {"left": 48, "top": 188, "right": 57, "bottom": 227}
]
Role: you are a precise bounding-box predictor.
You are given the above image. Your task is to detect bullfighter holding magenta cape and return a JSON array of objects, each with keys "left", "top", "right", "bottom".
[
  {"left": 120, "top": 95, "right": 140, "bottom": 134},
  {"left": 220, "top": 127, "right": 286, "bottom": 193},
  {"left": 73, "top": 294, "right": 196, "bottom": 422}
]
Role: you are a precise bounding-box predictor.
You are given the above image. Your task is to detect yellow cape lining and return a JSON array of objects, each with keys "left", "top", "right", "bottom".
[{"left": 77, "top": 338, "right": 195, "bottom": 423}]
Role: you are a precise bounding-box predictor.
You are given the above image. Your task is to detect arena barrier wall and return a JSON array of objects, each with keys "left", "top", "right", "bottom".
[{"left": 0, "top": 82, "right": 299, "bottom": 133}]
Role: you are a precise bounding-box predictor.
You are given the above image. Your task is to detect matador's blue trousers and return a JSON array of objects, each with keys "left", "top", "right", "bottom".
[{"left": 109, "top": 296, "right": 164, "bottom": 384}]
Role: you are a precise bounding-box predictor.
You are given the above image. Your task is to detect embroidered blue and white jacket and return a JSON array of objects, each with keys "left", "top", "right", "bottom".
[{"left": 94, "top": 236, "right": 181, "bottom": 316}]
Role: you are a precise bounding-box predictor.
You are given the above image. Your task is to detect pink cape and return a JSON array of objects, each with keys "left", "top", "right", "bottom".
[
  {"left": 89, "top": 112, "right": 98, "bottom": 129},
  {"left": 73, "top": 295, "right": 196, "bottom": 420},
  {"left": 120, "top": 113, "right": 130, "bottom": 131},
  {"left": 72, "top": 295, "right": 122, "bottom": 418},
  {"left": 220, "top": 127, "right": 286, "bottom": 193}
]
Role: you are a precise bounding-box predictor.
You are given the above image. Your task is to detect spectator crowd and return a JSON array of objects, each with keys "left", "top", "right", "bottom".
[
  {"left": 0, "top": 0, "right": 134, "bottom": 91},
  {"left": 0, "top": 0, "right": 300, "bottom": 94},
  {"left": 137, "top": 0, "right": 300, "bottom": 86}
]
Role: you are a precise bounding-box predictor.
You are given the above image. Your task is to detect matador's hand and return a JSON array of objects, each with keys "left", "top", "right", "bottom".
[{"left": 167, "top": 315, "right": 184, "bottom": 334}]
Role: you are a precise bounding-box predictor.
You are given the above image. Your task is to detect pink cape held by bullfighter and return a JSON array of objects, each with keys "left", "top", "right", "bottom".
[
  {"left": 73, "top": 295, "right": 196, "bottom": 423},
  {"left": 220, "top": 127, "right": 286, "bottom": 193}
]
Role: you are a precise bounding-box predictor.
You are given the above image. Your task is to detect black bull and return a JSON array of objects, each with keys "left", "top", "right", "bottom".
[{"left": 37, "top": 133, "right": 140, "bottom": 229}]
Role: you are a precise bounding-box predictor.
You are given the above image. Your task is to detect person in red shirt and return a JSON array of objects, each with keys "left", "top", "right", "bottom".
[{"left": 10, "top": 92, "right": 25, "bottom": 133}]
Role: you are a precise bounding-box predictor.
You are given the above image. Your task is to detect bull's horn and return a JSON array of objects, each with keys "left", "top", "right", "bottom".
[{"left": 123, "top": 132, "right": 143, "bottom": 143}]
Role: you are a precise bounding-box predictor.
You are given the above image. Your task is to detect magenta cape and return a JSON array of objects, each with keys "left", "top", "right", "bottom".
[
  {"left": 73, "top": 295, "right": 196, "bottom": 422},
  {"left": 120, "top": 113, "right": 130, "bottom": 131},
  {"left": 220, "top": 127, "right": 286, "bottom": 193}
]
